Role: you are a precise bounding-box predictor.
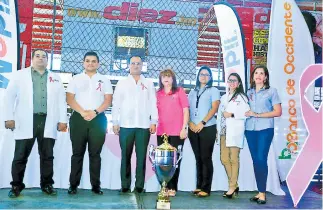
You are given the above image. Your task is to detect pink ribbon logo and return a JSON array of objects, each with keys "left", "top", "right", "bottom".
[
  {"left": 141, "top": 83, "right": 147, "bottom": 90},
  {"left": 105, "top": 134, "right": 156, "bottom": 181},
  {"left": 96, "top": 83, "right": 102, "bottom": 91},
  {"left": 286, "top": 64, "right": 323, "bottom": 207}
]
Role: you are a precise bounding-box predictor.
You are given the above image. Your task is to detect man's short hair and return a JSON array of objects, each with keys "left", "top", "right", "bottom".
[
  {"left": 32, "top": 49, "right": 48, "bottom": 59},
  {"left": 129, "top": 55, "right": 142, "bottom": 63},
  {"left": 302, "top": 11, "right": 317, "bottom": 36},
  {"left": 83, "top": 51, "right": 100, "bottom": 62}
]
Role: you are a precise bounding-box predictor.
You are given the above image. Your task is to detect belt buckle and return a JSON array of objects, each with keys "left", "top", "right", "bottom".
[{"left": 37, "top": 112, "right": 46, "bottom": 116}]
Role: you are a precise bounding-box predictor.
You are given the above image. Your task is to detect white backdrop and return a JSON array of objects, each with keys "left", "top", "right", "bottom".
[{"left": 0, "top": 129, "right": 285, "bottom": 195}]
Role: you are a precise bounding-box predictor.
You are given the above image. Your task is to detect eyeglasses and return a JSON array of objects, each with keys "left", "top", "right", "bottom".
[
  {"left": 199, "top": 73, "right": 210, "bottom": 77},
  {"left": 227, "top": 79, "right": 238, "bottom": 83},
  {"left": 130, "top": 62, "right": 142, "bottom": 65}
]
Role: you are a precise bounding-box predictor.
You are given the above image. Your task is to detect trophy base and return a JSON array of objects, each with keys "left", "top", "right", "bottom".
[{"left": 156, "top": 201, "right": 171, "bottom": 210}]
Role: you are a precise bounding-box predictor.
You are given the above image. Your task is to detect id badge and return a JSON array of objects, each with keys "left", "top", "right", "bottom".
[{"left": 194, "top": 110, "right": 198, "bottom": 117}]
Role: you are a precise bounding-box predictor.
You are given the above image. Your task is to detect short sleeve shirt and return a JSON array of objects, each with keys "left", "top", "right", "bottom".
[
  {"left": 245, "top": 87, "right": 281, "bottom": 131},
  {"left": 188, "top": 86, "right": 220, "bottom": 127},
  {"left": 156, "top": 88, "right": 189, "bottom": 136},
  {"left": 67, "top": 72, "right": 113, "bottom": 110}
]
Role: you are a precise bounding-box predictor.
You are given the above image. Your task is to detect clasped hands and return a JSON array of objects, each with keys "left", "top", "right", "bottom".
[
  {"left": 81, "top": 110, "right": 97, "bottom": 121},
  {"left": 189, "top": 121, "right": 204, "bottom": 133}
]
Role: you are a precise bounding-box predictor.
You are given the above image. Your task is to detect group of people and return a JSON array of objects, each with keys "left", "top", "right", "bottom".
[{"left": 3, "top": 49, "right": 282, "bottom": 205}]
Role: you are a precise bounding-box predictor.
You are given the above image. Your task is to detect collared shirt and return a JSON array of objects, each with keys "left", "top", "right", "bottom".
[
  {"left": 66, "top": 72, "right": 113, "bottom": 110},
  {"left": 156, "top": 87, "right": 189, "bottom": 136},
  {"left": 31, "top": 68, "right": 48, "bottom": 114},
  {"left": 245, "top": 87, "right": 281, "bottom": 131},
  {"left": 112, "top": 74, "right": 158, "bottom": 129},
  {"left": 188, "top": 86, "right": 220, "bottom": 127}
]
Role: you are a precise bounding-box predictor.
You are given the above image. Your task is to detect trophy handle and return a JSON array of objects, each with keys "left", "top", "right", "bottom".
[
  {"left": 148, "top": 144, "right": 155, "bottom": 169},
  {"left": 176, "top": 145, "right": 183, "bottom": 168}
]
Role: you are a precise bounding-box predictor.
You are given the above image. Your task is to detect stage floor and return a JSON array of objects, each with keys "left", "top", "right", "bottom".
[{"left": 0, "top": 185, "right": 321, "bottom": 209}]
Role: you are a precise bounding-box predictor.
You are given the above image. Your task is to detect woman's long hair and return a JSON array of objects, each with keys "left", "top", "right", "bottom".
[
  {"left": 250, "top": 65, "right": 270, "bottom": 89},
  {"left": 194, "top": 66, "right": 213, "bottom": 90},
  {"left": 228, "top": 73, "right": 248, "bottom": 103},
  {"left": 158, "top": 68, "right": 178, "bottom": 93}
]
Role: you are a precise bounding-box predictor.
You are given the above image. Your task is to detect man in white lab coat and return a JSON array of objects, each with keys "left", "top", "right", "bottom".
[
  {"left": 112, "top": 56, "right": 158, "bottom": 193},
  {"left": 4, "top": 49, "right": 67, "bottom": 198}
]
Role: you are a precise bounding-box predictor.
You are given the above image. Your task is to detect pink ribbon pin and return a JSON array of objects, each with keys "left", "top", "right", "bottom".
[
  {"left": 49, "top": 76, "right": 53, "bottom": 82},
  {"left": 141, "top": 83, "right": 147, "bottom": 90},
  {"left": 286, "top": 64, "right": 323, "bottom": 207},
  {"left": 96, "top": 83, "right": 102, "bottom": 91}
]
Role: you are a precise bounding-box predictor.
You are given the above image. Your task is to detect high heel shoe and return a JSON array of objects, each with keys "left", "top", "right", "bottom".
[
  {"left": 224, "top": 187, "right": 239, "bottom": 199},
  {"left": 257, "top": 198, "right": 267, "bottom": 204},
  {"left": 250, "top": 196, "right": 259, "bottom": 202}
]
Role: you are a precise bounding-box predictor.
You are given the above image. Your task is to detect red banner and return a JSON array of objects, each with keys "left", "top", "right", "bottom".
[{"left": 18, "top": 0, "right": 34, "bottom": 68}]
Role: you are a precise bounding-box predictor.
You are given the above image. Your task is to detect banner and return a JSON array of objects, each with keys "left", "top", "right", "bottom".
[
  {"left": 267, "top": 0, "right": 314, "bottom": 181},
  {"left": 212, "top": 3, "right": 247, "bottom": 89},
  {"left": 0, "top": 0, "right": 19, "bottom": 129},
  {"left": 18, "top": 0, "right": 34, "bottom": 68}
]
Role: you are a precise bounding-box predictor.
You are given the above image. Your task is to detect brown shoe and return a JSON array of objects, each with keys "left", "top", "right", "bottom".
[
  {"left": 168, "top": 189, "right": 176, "bottom": 197},
  {"left": 196, "top": 191, "right": 210, "bottom": 197},
  {"left": 192, "top": 189, "right": 201, "bottom": 195}
]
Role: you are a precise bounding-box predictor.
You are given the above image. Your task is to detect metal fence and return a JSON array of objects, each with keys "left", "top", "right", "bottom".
[{"left": 30, "top": 0, "right": 322, "bottom": 88}]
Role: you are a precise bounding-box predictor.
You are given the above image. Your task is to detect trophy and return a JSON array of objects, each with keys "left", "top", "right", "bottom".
[{"left": 148, "top": 134, "right": 183, "bottom": 209}]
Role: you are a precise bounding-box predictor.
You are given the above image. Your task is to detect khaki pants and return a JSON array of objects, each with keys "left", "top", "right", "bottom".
[{"left": 220, "top": 135, "right": 240, "bottom": 188}]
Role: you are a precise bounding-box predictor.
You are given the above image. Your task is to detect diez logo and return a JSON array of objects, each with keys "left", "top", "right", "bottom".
[{"left": 103, "top": 2, "right": 177, "bottom": 24}]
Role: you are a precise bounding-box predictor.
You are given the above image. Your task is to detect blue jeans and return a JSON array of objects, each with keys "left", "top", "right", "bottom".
[{"left": 245, "top": 128, "right": 274, "bottom": 193}]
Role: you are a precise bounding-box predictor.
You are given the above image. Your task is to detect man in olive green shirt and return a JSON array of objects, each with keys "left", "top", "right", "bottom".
[{"left": 4, "top": 49, "right": 68, "bottom": 198}]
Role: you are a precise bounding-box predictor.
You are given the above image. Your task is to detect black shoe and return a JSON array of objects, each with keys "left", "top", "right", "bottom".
[
  {"left": 225, "top": 187, "right": 239, "bottom": 199},
  {"left": 250, "top": 196, "right": 259, "bottom": 202},
  {"left": 120, "top": 188, "right": 131, "bottom": 193},
  {"left": 92, "top": 187, "right": 103, "bottom": 195},
  {"left": 257, "top": 199, "right": 267, "bottom": 204},
  {"left": 8, "top": 186, "right": 21, "bottom": 198},
  {"left": 68, "top": 186, "right": 77, "bottom": 194},
  {"left": 42, "top": 185, "right": 57, "bottom": 195},
  {"left": 134, "top": 187, "right": 145, "bottom": 193}
]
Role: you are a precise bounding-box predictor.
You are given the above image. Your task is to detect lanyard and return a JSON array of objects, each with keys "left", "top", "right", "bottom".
[{"left": 196, "top": 87, "right": 208, "bottom": 108}]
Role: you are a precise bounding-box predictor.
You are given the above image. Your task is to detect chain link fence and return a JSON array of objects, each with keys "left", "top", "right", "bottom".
[
  {"left": 32, "top": 0, "right": 223, "bottom": 88},
  {"left": 31, "top": 0, "right": 322, "bottom": 89},
  {"left": 60, "top": 0, "right": 213, "bottom": 84}
]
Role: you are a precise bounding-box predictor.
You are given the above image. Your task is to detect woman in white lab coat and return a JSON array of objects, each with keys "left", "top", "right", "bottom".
[{"left": 216, "top": 72, "right": 250, "bottom": 199}]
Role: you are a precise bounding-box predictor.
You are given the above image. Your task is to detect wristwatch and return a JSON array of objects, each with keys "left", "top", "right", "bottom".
[
  {"left": 94, "top": 109, "right": 99, "bottom": 115},
  {"left": 201, "top": 120, "right": 206, "bottom": 125},
  {"left": 231, "top": 113, "right": 235, "bottom": 118}
]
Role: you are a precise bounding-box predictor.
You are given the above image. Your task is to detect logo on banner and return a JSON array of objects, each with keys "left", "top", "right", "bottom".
[
  {"left": 278, "top": 2, "right": 299, "bottom": 160},
  {"left": 287, "top": 64, "right": 323, "bottom": 207},
  {"left": 223, "top": 30, "right": 241, "bottom": 70},
  {"left": 0, "top": 0, "right": 15, "bottom": 89},
  {"left": 105, "top": 135, "right": 156, "bottom": 181}
]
